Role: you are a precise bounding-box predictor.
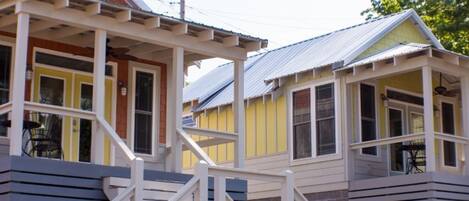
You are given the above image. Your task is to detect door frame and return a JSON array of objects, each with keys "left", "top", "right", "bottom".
[
  {"left": 0, "top": 39, "right": 14, "bottom": 139},
  {"left": 127, "top": 61, "right": 161, "bottom": 161},
  {"left": 31, "top": 47, "right": 117, "bottom": 163},
  {"left": 385, "top": 87, "right": 424, "bottom": 175}
]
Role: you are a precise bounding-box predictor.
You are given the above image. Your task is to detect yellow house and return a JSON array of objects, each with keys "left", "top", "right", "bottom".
[{"left": 183, "top": 10, "right": 469, "bottom": 200}]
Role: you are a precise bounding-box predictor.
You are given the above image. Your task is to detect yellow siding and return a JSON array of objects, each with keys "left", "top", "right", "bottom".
[
  {"left": 256, "top": 101, "right": 266, "bottom": 156},
  {"left": 208, "top": 110, "right": 218, "bottom": 161},
  {"left": 226, "top": 107, "right": 235, "bottom": 161},
  {"left": 217, "top": 109, "right": 227, "bottom": 162},
  {"left": 245, "top": 103, "right": 256, "bottom": 157},
  {"left": 358, "top": 19, "right": 430, "bottom": 60},
  {"left": 266, "top": 100, "right": 277, "bottom": 154},
  {"left": 276, "top": 96, "right": 287, "bottom": 152}
]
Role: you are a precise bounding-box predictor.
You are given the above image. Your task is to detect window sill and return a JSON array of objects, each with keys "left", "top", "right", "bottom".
[{"left": 289, "top": 153, "right": 342, "bottom": 166}]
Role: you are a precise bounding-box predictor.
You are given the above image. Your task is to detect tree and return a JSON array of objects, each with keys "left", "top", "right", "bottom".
[{"left": 362, "top": 0, "right": 468, "bottom": 55}]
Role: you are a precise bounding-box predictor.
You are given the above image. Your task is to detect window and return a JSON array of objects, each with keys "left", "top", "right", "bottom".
[
  {"left": 133, "top": 71, "right": 155, "bottom": 155},
  {"left": 442, "top": 102, "right": 456, "bottom": 167},
  {"left": 79, "top": 84, "right": 93, "bottom": 162},
  {"left": 0, "top": 45, "right": 11, "bottom": 137},
  {"left": 291, "top": 82, "right": 337, "bottom": 160},
  {"left": 360, "top": 84, "right": 377, "bottom": 155},
  {"left": 292, "top": 89, "right": 311, "bottom": 159},
  {"left": 35, "top": 52, "right": 113, "bottom": 76},
  {"left": 315, "top": 83, "right": 335, "bottom": 156}
]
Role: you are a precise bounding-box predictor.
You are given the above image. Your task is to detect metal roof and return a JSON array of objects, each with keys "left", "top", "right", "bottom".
[
  {"left": 345, "top": 43, "right": 431, "bottom": 68},
  {"left": 263, "top": 9, "right": 442, "bottom": 82},
  {"left": 184, "top": 9, "right": 444, "bottom": 112}
]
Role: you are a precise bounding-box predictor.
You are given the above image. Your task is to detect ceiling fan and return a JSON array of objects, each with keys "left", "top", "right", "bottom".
[
  {"left": 434, "top": 72, "right": 459, "bottom": 97},
  {"left": 79, "top": 39, "right": 138, "bottom": 62}
]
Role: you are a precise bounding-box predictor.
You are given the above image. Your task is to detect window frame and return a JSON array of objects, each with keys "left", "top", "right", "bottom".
[
  {"left": 0, "top": 40, "right": 14, "bottom": 139},
  {"left": 358, "top": 82, "right": 380, "bottom": 157},
  {"left": 438, "top": 97, "right": 459, "bottom": 169},
  {"left": 128, "top": 64, "right": 160, "bottom": 160},
  {"left": 288, "top": 79, "right": 340, "bottom": 165}
]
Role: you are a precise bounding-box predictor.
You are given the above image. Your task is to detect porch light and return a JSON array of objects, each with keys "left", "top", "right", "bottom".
[
  {"left": 26, "top": 65, "right": 33, "bottom": 81},
  {"left": 119, "top": 81, "right": 127, "bottom": 96},
  {"left": 381, "top": 94, "right": 389, "bottom": 107}
]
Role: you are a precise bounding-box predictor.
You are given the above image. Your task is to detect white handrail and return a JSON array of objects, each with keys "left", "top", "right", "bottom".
[
  {"left": 97, "top": 115, "right": 143, "bottom": 201},
  {"left": 208, "top": 165, "right": 286, "bottom": 182},
  {"left": 435, "top": 132, "right": 469, "bottom": 145},
  {"left": 294, "top": 187, "right": 308, "bottom": 201},
  {"left": 177, "top": 128, "right": 216, "bottom": 166},
  {"left": 24, "top": 101, "right": 96, "bottom": 120},
  {"left": 350, "top": 132, "right": 425, "bottom": 150},
  {"left": 182, "top": 126, "right": 238, "bottom": 141},
  {"left": 0, "top": 102, "right": 12, "bottom": 115}
]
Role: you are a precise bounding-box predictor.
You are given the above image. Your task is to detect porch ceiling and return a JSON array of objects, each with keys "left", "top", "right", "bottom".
[{"left": 0, "top": 0, "right": 267, "bottom": 61}]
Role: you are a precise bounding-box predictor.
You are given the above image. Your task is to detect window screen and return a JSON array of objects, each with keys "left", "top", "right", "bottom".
[
  {"left": 134, "top": 71, "right": 154, "bottom": 155},
  {"left": 0, "top": 45, "right": 11, "bottom": 137},
  {"left": 35, "top": 52, "right": 113, "bottom": 76},
  {"left": 316, "top": 83, "right": 335, "bottom": 156},
  {"left": 360, "top": 84, "right": 377, "bottom": 155},
  {"left": 292, "top": 89, "right": 311, "bottom": 159}
]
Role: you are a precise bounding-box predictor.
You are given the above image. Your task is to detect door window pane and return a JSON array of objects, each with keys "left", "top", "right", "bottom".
[
  {"left": 134, "top": 71, "right": 154, "bottom": 154},
  {"left": 389, "top": 108, "right": 404, "bottom": 172},
  {"left": 442, "top": 102, "right": 456, "bottom": 167},
  {"left": 316, "top": 83, "right": 335, "bottom": 156},
  {"left": 292, "top": 89, "right": 311, "bottom": 159},
  {"left": 38, "top": 76, "right": 64, "bottom": 159},
  {"left": 0, "top": 45, "right": 11, "bottom": 137},
  {"left": 360, "top": 84, "right": 377, "bottom": 155},
  {"left": 79, "top": 84, "right": 93, "bottom": 162}
]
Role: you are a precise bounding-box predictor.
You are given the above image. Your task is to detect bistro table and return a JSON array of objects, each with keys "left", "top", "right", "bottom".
[{"left": 399, "top": 143, "right": 426, "bottom": 174}]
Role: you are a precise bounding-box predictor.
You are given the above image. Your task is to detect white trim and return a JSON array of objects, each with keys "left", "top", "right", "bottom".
[
  {"left": 287, "top": 78, "right": 341, "bottom": 165},
  {"left": 438, "top": 97, "right": 460, "bottom": 169},
  {"left": 386, "top": 106, "right": 406, "bottom": 175},
  {"left": 357, "top": 82, "right": 381, "bottom": 158},
  {"left": 128, "top": 62, "right": 161, "bottom": 161},
  {"left": 0, "top": 40, "right": 14, "bottom": 139}
]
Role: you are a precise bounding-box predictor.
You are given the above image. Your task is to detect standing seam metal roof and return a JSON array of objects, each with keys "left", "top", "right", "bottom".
[{"left": 185, "top": 9, "right": 443, "bottom": 112}]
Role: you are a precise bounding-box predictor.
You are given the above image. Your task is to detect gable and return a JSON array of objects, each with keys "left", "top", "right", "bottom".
[{"left": 356, "top": 19, "right": 430, "bottom": 60}]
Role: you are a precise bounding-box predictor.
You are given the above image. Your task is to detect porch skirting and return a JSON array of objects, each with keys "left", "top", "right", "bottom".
[
  {"left": 0, "top": 156, "right": 247, "bottom": 201},
  {"left": 349, "top": 172, "right": 469, "bottom": 200}
]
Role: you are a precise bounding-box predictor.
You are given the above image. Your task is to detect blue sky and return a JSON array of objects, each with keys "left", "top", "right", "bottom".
[{"left": 143, "top": 0, "right": 372, "bottom": 82}]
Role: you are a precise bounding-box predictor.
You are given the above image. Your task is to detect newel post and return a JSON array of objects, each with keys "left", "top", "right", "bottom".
[
  {"left": 281, "top": 170, "right": 294, "bottom": 201},
  {"left": 195, "top": 160, "right": 208, "bottom": 201}
]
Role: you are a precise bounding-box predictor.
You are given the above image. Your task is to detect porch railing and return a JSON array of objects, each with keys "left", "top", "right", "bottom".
[
  {"left": 12, "top": 102, "right": 144, "bottom": 201},
  {"left": 350, "top": 132, "right": 425, "bottom": 150},
  {"left": 176, "top": 127, "right": 308, "bottom": 201}
]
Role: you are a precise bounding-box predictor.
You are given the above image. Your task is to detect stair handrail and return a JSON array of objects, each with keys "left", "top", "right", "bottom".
[
  {"left": 97, "top": 115, "right": 144, "bottom": 201},
  {"left": 176, "top": 128, "right": 308, "bottom": 201}
]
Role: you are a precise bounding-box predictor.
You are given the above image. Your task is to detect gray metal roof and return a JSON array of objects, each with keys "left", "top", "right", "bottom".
[
  {"left": 345, "top": 43, "right": 431, "bottom": 68},
  {"left": 263, "top": 9, "right": 442, "bottom": 82},
  {"left": 184, "top": 9, "right": 444, "bottom": 111}
]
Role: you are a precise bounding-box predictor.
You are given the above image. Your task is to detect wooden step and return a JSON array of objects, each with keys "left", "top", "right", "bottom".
[{"left": 103, "top": 177, "right": 188, "bottom": 201}]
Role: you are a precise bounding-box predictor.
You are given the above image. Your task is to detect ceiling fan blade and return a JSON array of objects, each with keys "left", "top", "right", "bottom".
[
  {"left": 109, "top": 47, "right": 130, "bottom": 55},
  {"left": 115, "top": 54, "right": 139, "bottom": 61}
]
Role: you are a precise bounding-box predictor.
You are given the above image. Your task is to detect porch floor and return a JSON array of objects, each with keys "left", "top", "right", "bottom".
[{"left": 0, "top": 156, "right": 247, "bottom": 201}]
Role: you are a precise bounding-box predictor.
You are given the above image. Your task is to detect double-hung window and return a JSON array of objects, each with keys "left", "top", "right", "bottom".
[
  {"left": 360, "top": 84, "right": 377, "bottom": 156},
  {"left": 0, "top": 45, "right": 11, "bottom": 137},
  {"left": 133, "top": 70, "right": 156, "bottom": 155},
  {"left": 292, "top": 82, "right": 337, "bottom": 160}
]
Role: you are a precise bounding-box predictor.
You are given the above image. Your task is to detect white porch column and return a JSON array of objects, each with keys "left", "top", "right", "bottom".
[
  {"left": 9, "top": 12, "right": 30, "bottom": 156},
  {"left": 422, "top": 66, "right": 436, "bottom": 172},
  {"left": 460, "top": 75, "right": 469, "bottom": 175},
  {"left": 170, "top": 47, "right": 184, "bottom": 172},
  {"left": 91, "top": 29, "right": 106, "bottom": 165},
  {"left": 233, "top": 60, "right": 245, "bottom": 168}
]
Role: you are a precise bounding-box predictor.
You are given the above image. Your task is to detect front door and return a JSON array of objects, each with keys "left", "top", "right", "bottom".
[
  {"left": 33, "top": 66, "right": 114, "bottom": 163},
  {"left": 388, "top": 103, "right": 424, "bottom": 174}
]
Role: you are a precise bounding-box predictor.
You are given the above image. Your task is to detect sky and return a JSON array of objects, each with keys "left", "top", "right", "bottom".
[{"left": 143, "top": 0, "right": 372, "bottom": 83}]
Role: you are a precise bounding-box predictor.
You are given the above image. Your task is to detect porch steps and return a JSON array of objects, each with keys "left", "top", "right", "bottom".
[{"left": 103, "top": 177, "right": 189, "bottom": 200}]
